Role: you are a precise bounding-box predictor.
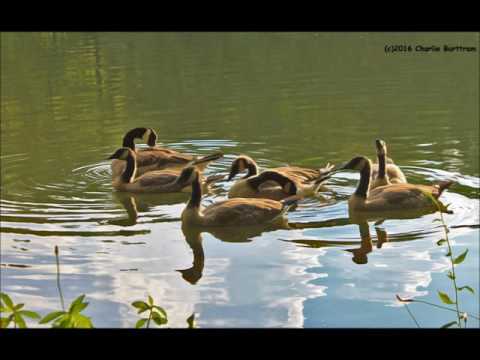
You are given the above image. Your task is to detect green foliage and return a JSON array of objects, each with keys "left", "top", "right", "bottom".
[
  {"left": 132, "top": 295, "right": 168, "bottom": 328},
  {"left": 457, "top": 286, "right": 475, "bottom": 294},
  {"left": 407, "top": 189, "right": 477, "bottom": 329},
  {"left": 437, "top": 291, "right": 456, "bottom": 305},
  {"left": 453, "top": 249, "right": 468, "bottom": 265},
  {"left": 0, "top": 292, "right": 40, "bottom": 328},
  {"left": 441, "top": 321, "right": 458, "bottom": 328},
  {"left": 39, "top": 294, "right": 93, "bottom": 328}
]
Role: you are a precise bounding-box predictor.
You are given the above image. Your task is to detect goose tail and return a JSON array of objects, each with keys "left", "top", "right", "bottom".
[
  {"left": 312, "top": 162, "right": 335, "bottom": 188},
  {"left": 190, "top": 151, "right": 224, "bottom": 171}
]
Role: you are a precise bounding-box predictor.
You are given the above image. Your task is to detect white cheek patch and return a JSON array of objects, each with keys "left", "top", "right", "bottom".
[
  {"left": 237, "top": 159, "right": 246, "bottom": 172},
  {"left": 143, "top": 129, "right": 151, "bottom": 142}
]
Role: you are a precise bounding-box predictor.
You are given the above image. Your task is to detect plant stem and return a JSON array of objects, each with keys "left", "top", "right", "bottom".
[
  {"left": 146, "top": 308, "right": 152, "bottom": 329},
  {"left": 403, "top": 303, "right": 421, "bottom": 328},
  {"left": 55, "top": 246, "right": 65, "bottom": 312},
  {"left": 438, "top": 210, "right": 462, "bottom": 328},
  {"left": 408, "top": 299, "right": 480, "bottom": 320}
]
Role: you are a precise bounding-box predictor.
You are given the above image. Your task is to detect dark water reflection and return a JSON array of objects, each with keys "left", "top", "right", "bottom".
[{"left": 1, "top": 32, "right": 478, "bottom": 327}]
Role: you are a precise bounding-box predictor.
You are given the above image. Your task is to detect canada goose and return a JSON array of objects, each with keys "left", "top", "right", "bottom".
[
  {"left": 181, "top": 169, "right": 300, "bottom": 227},
  {"left": 227, "top": 155, "right": 334, "bottom": 199},
  {"left": 371, "top": 139, "right": 407, "bottom": 188},
  {"left": 111, "top": 127, "right": 223, "bottom": 178},
  {"left": 227, "top": 170, "right": 307, "bottom": 201},
  {"left": 338, "top": 156, "right": 453, "bottom": 214},
  {"left": 107, "top": 147, "right": 222, "bottom": 193}
]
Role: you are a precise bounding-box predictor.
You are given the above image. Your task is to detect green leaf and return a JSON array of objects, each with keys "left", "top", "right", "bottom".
[
  {"left": 447, "top": 271, "right": 456, "bottom": 280},
  {"left": 152, "top": 305, "right": 167, "bottom": 318},
  {"left": 0, "top": 317, "right": 11, "bottom": 328},
  {"left": 72, "top": 314, "right": 93, "bottom": 328},
  {"left": 445, "top": 250, "right": 451, "bottom": 257},
  {"left": 14, "top": 313, "right": 27, "bottom": 328},
  {"left": 68, "top": 295, "right": 86, "bottom": 313},
  {"left": 70, "top": 301, "right": 88, "bottom": 314},
  {"left": 147, "top": 295, "right": 154, "bottom": 306},
  {"left": 39, "top": 311, "right": 65, "bottom": 324},
  {"left": 13, "top": 303, "right": 24, "bottom": 311},
  {"left": 132, "top": 301, "right": 149, "bottom": 314},
  {"left": 438, "top": 291, "right": 456, "bottom": 305},
  {"left": 55, "top": 317, "right": 73, "bottom": 328},
  {"left": 453, "top": 249, "right": 468, "bottom": 265},
  {"left": 0, "top": 306, "right": 8, "bottom": 313},
  {"left": 187, "top": 313, "right": 195, "bottom": 329},
  {"left": 135, "top": 318, "right": 147, "bottom": 329},
  {"left": 0, "top": 293, "right": 14, "bottom": 310},
  {"left": 436, "top": 239, "right": 447, "bottom": 246},
  {"left": 457, "top": 286, "right": 475, "bottom": 294},
  {"left": 18, "top": 310, "right": 40, "bottom": 319},
  {"left": 441, "top": 321, "right": 458, "bottom": 328},
  {"left": 151, "top": 311, "right": 167, "bottom": 326}
]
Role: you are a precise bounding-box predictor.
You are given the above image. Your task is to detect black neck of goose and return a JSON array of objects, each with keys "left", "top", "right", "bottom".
[
  {"left": 122, "top": 128, "right": 147, "bottom": 151},
  {"left": 122, "top": 152, "right": 136, "bottom": 184},
  {"left": 378, "top": 153, "right": 386, "bottom": 179},
  {"left": 122, "top": 135, "right": 136, "bottom": 151},
  {"left": 248, "top": 171, "right": 296, "bottom": 194},
  {"left": 244, "top": 162, "right": 259, "bottom": 178},
  {"left": 187, "top": 176, "right": 202, "bottom": 209},
  {"left": 355, "top": 160, "right": 371, "bottom": 198}
]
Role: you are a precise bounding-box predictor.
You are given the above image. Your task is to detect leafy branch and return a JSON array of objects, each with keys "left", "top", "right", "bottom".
[
  {"left": 0, "top": 292, "right": 41, "bottom": 328},
  {"left": 132, "top": 295, "right": 168, "bottom": 328}
]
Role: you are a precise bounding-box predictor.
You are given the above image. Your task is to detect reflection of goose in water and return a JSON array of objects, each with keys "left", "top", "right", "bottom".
[
  {"left": 285, "top": 210, "right": 445, "bottom": 265},
  {"left": 177, "top": 223, "right": 283, "bottom": 285},
  {"left": 105, "top": 191, "right": 190, "bottom": 226},
  {"left": 177, "top": 218, "right": 336, "bottom": 285},
  {"left": 345, "top": 223, "right": 390, "bottom": 264}
]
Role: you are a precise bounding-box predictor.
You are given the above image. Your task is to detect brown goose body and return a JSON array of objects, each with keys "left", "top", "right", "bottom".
[
  {"left": 108, "top": 148, "right": 217, "bottom": 194},
  {"left": 341, "top": 156, "right": 452, "bottom": 214},
  {"left": 349, "top": 182, "right": 449, "bottom": 213},
  {"left": 181, "top": 170, "right": 298, "bottom": 227},
  {"left": 227, "top": 155, "right": 333, "bottom": 199},
  {"left": 111, "top": 128, "right": 221, "bottom": 178}
]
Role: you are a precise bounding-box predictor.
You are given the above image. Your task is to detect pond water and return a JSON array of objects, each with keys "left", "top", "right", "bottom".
[{"left": 1, "top": 32, "right": 479, "bottom": 328}]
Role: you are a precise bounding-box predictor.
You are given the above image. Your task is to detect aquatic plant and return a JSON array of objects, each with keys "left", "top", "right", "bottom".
[
  {"left": 39, "top": 294, "right": 94, "bottom": 328},
  {"left": 0, "top": 292, "right": 41, "bottom": 328},
  {"left": 397, "top": 190, "right": 477, "bottom": 328},
  {"left": 131, "top": 295, "right": 168, "bottom": 328}
]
